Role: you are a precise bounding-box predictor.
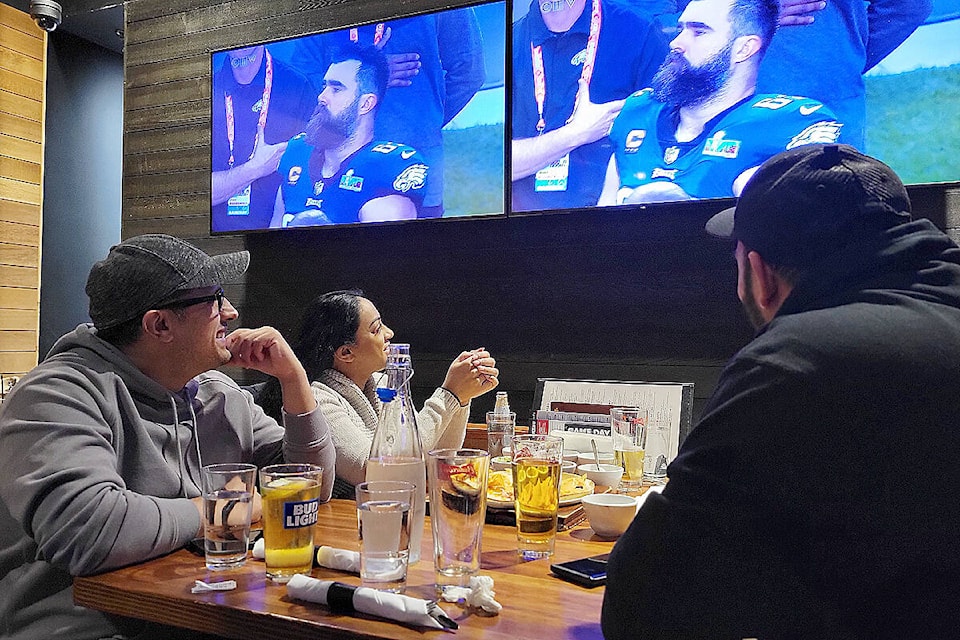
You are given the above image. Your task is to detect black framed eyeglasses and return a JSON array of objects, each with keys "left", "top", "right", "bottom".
[{"left": 158, "top": 288, "right": 225, "bottom": 312}]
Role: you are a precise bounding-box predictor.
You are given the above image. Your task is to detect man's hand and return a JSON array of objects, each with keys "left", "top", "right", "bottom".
[
  {"left": 778, "top": 0, "right": 826, "bottom": 26},
  {"left": 566, "top": 78, "right": 626, "bottom": 147},
  {"left": 226, "top": 327, "right": 317, "bottom": 416},
  {"left": 248, "top": 126, "right": 288, "bottom": 178},
  {"left": 225, "top": 327, "right": 300, "bottom": 380},
  {"left": 372, "top": 26, "right": 421, "bottom": 88},
  {"left": 619, "top": 182, "right": 691, "bottom": 205},
  {"left": 288, "top": 210, "right": 332, "bottom": 227}
]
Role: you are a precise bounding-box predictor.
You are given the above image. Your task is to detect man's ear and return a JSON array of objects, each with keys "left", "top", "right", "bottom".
[
  {"left": 141, "top": 310, "right": 175, "bottom": 343},
  {"left": 731, "top": 34, "right": 762, "bottom": 64},
  {"left": 358, "top": 92, "right": 378, "bottom": 116},
  {"left": 334, "top": 344, "right": 355, "bottom": 363},
  {"left": 746, "top": 250, "right": 782, "bottom": 310}
]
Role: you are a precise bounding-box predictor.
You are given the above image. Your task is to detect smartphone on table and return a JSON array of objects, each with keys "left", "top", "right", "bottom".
[{"left": 550, "top": 552, "right": 610, "bottom": 587}]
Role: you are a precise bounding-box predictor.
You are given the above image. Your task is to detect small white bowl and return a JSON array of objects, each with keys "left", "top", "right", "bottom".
[
  {"left": 490, "top": 455, "right": 512, "bottom": 471},
  {"left": 576, "top": 463, "right": 624, "bottom": 488},
  {"left": 561, "top": 460, "right": 577, "bottom": 474},
  {"left": 562, "top": 449, "right": 580, "bottom": 463},
  {"left": 581, "top": 493, "right": 639, "bottom": 539},
  {"left": 577, "top": 451, "right": 615, "bottom": 468}
]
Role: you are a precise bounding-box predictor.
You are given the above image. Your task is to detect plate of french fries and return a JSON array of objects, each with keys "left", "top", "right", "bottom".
[{"left": 485, "top": 469, "right": 595, "bottom": 509}]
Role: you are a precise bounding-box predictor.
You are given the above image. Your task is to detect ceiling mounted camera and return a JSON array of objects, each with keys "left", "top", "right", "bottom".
[{"left": 29, "top": 0, "right": 62, "bottom": 33}]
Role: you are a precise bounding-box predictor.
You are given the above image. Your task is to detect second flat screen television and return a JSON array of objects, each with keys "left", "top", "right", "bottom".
[
  {"left": 510, "top": 0, "right": 960, "bottom": 213},
  {"left": 211, "top": 1, "right": 506, "bottom": 234}
]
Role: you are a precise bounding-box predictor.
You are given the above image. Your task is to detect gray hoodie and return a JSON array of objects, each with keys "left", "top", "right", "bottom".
[{"left": 0, "top": 324, "right": 336, "bottom": 639}]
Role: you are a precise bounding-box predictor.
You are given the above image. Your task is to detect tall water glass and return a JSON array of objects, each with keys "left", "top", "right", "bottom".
[
  {"left": 201, "top": 463, "right": 257, "bottom": 570},
  {"left": 356, "top": 480, "right": 415, "bottom": 593},
  {"left": 427, "top": 448, "right": 489, "bottom": 599},
  {"left": 511, "top": 434, "right": 563, "bottom": 559}
]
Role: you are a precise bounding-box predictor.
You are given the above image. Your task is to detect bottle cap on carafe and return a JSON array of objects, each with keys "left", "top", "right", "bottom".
[{"left": 376, "top": 387, "right": 397, "bottom": 402}]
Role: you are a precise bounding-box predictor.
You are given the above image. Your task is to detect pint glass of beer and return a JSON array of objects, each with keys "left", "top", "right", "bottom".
[
  {"left": 259, "top": 463, "right": 324, "bottom": 583},
  {"left": 511, "top": 435, "right": 563, "bottom": 559}
]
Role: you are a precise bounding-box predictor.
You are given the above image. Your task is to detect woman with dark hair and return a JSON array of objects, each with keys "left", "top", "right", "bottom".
[{"left": 259, "top": 290, "right": 498, "bottom": 498}]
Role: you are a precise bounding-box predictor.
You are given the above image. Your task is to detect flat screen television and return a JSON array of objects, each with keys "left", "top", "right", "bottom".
[
  {"left": 509, "top": 0, "right": 960, "bottom": 214},
  {"left": 210, "top": 0, "right": 506, "bottom": 234}
]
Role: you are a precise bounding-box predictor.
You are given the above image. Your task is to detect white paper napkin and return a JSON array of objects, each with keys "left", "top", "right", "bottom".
[
  {"left": 635, "top": 483, "right": 665, "bottom": 509},
  {"left": 440, "top": 575, "right": 502, "bottom": 614},
  {"left": 286, "top": 574, "right": 457, "bottom": 630}
]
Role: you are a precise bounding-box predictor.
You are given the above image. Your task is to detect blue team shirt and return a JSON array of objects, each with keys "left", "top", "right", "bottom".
[
  {"left": 278, "top": 135, "right": 429, "bottom": 225},
  {"left": 610, "top": 91, "right": 844, "bottom": 200}
]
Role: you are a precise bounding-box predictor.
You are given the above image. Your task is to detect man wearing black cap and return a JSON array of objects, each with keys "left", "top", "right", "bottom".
[
  {"left": 602, "top": 145, "right": 960, "bottom": 638},
  {"left": 0, "top": 235, "right": 336, "bottom": 639}
]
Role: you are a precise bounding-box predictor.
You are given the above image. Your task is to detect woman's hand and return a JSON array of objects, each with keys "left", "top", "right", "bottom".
[{"left": 442, "top": 348, "right": 499, "bottom": 405}]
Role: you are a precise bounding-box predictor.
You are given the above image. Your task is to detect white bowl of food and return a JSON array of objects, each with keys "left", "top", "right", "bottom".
[
  {"left": 577, "top": 451, "right": 615, "bottom": 468},
  {"left": 581, "top": 493, "right": 639, "bottom": 539},
  {"left": 576, "top": 463, "right": 623, "bottom": 488}
]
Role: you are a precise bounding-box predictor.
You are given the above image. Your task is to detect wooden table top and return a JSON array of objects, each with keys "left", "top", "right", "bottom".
[{"left": 73, "top": 498, "right": 616, "bottom": 640}]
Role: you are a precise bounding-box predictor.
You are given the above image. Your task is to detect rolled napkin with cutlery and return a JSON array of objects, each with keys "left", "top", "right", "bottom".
[
  {"left": 315, "top": 546, "right": 360, "bottom": 572},
  {"left": 286, "top": 574, "right": 458, "bottom": 630}
]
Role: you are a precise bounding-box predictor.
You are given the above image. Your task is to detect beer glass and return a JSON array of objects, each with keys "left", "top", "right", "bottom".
[
  {"left": 259, "top": 463, "right": 324, "bottom": 583},
  {"left": 611, "top": 407, "right": 647, "bottom": 491},
  {"left": 511, "top": 434, "right": 563, "bottom": 559}
]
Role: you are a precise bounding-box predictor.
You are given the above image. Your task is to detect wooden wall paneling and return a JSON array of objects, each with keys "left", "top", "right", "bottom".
[
  {"left": 0, "top": 176, "right": 41, "bottom": 205},
  {"left": 124, "top": 146, "right": 208, "bottom": 178},
  {"left": 0, "top": 330, "right": 36, "bottom": 351},
  {"left": 123, "top": 215, "right": 212, "bottom": 238},
  {"left": 124, "top": 122, "right": 208, "bottom": 154},
  {"left": 0, "top": 110, "right": 43, "bottom": 142},
  {"left": 0, "top": 351, "right": 37, "bottom": 373},
  {"left": 0, "top": 66, "right": 44, "bottom": 102},
  {"left": 0, "top": 1, "right": 44, "bottom": 377},
  {"left": 124, "top": 55, "right": 210, "bottom": 90},
  {"left": 0, "top": 284, "right": 38, "bottom": 308},
  {"left": 0, "top": 220, "right": 40, "bottom": 246},
  {"left": 126, "top": 77, "right": 209, "bottom": 111},
  {"left": 122, "top": 168, "right": 207, "bottom": 199},
  {"left": 0, "top": 265, "right": 37, "bottom": 289},
  {"left": 0, "top": 243, "right": 39, "bottom": 269},
  {"left": 124, "top": 192, "right": 209, "bottom": 220},
  {"left": 125, "top": 100, "right": 207, "bottom": 131}
]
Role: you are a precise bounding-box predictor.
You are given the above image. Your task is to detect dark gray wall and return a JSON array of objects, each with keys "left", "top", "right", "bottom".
[{"left": 38, "top": 30, "right": 123, "bottom": 357}]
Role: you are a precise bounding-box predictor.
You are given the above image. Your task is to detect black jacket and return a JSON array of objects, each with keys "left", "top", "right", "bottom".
[{"left": 602, "top": 219, "right": 960, "bottom": 639}]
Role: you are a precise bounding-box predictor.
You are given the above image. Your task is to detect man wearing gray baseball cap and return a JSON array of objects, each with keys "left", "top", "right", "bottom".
[
  {"left": 603, "top": 145, "right": 960, "bottom": 638},
  {"left": 0, "top": 234, "right": 336, "bottom": 639}
]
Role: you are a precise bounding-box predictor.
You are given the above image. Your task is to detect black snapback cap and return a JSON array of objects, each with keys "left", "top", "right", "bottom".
[{"left": 705, "top": 144, "right": 912, "bottom": 268}]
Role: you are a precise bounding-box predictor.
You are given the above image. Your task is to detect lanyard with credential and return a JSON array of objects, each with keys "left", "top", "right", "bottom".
[
  {"left": 224, "top": 50, "right": 273, "bottom": 169},
  {"left": 530, "top": 0, "right": 602, "bottom": 135},
  {"left": 349, "top": 23, "right": 386, "bottom": 45}
]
